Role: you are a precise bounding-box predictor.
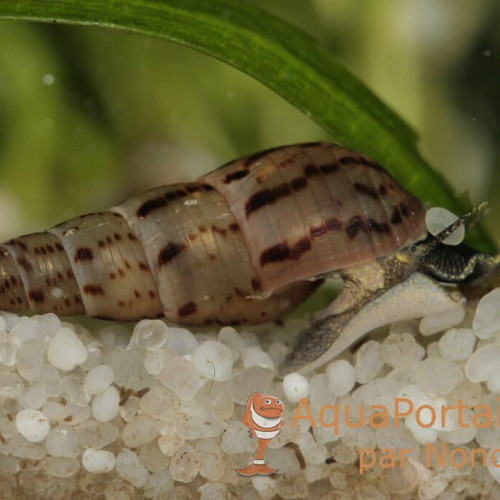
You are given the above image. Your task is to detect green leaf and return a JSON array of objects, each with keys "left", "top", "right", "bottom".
[{"left": 0, "top": 0, "right": 495, "bottom": 250}]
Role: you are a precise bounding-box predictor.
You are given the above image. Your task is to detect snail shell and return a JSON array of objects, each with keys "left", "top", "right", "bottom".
[{"left": 0, "top": 142, "right": 426, "bottom": 326}]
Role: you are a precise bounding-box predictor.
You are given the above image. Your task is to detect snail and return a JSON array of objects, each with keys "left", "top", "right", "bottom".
[{"left": 0, "top": 142, "right": 497, "bottom": 375}]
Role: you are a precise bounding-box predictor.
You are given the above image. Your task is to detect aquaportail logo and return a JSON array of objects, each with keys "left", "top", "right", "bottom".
[{"left": 237, "top": 392, "right": 285, "bottom": 476}]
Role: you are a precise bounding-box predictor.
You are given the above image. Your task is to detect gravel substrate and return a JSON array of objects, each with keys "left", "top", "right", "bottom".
[{"left": 2, "top": 283, "right": 500, "bottom": 499}]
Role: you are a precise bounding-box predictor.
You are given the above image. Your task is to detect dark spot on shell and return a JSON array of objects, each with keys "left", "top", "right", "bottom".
[
  {"left": 251, "top": 278, "right": 262, "bottom": 292},
  {"left": 354, "top": 182, "right": 378, "bottom": 199},
  {"left": 228, "top": 222, "right": 240, "bottom": 233},
  {"left": 339, "top": 156, "right": 382, "bottom": 170},
  {"left": 28, "top": 290, "right": 45, "bottom": 303},
  {"left": 346, "top": 216, "right": 365, "bottom": 238},
  {"left": 165, "top": 192, "right": 179, "bottom": 202},
  {"left": 223, "top": 169, "right": 249, "bottom": 183},
  {"left": 34, "top": 247, "right": 41, "bottom": 255},
  {"left": 400, "top": 204, "right": 409, "bottom": 217},
  {"left": 378, "top": 185, "right": 388, "bottom": 196},
  {"left": 260, "top": 237, "right": 311, "bottom": 266},
  {"left": 106, "top": 236, "right": 112, "bottom": 244},
  {"left": 245, "top": 183, "right": 292, "bottom": 217},
  {"left": 98, "top": 240, "right": 105, "bottom": 248},
  {"left": 18, "top": 241, "right": 28, "bottom": 251},
  {"left": 325, "top": 217, "right": 342, "bottom": 231},
  {"left": 83, "top": 284, "right": 104, "bottom": 295},
  {"left": 137, "top": 197, "right": 168, "bottom": 218},
  {"left": 304, "top": 164, "right": 319, "bottom": 177},
  {"left": 339, "top": 156, "right": 358, "bottom": 166},
  {"left": 366, "top": 219, "right": 391, "bottom": 234},
  {"left": 391, "top": 207, "right": 402, "bottom": 225},
  {"left": 124, "top": 260, "right": 131, "bottom": 270},
  {"left": 290, "top": 176, "right": 307, "bottom": 191},
  {"left": 188, "top": 233, "right": 198, "bottom": 242},
  {"left": 201, "top": 184, "right": 214, "bottom": 191},
  {"left": 310, "top": 224, "right": 326, "bottom": 238},
  {"left": 118, "top": 300, "right": 125, "bottom": 307},
  {"left": 289, "top": 237, "right": 311, "bottom": 259},
  {"left": 114, "top": 233, "right": 122, "bottom": 241},
  {"left": 46, "top": 245, "right": 54, "bottom": 253},
  {"left": 148, "top": 290, "right": 156, "bottom": 298},
  {"left": 127, "top": 233, "right": 137, "bottom": 241},
  {"left": 134, "top": 290, "right": 141, "bottom": 298},
  {"left": 56, "top": 243, "right": 64, "bottom": 251},
  {"left": 209, "top": 254, "right": 217, "bottom": 261},
  {"left": 109, "top": 272, "right": 116, "bottom": 280},
  {"left": 139, "top": 261, "right": 148, "bottom": 271},
  {"left": 260, "top": 243, "right": 290, "bottom": 265},
  {"left": 178, "top": 301, "right": 197, "bottom": 317},
  {"left": 118, "top": 268, "right": 125, "bottom": 277},
  {"left": 234, "top": 288, "right": 246, "bottom": 298},
  {"left": 211, "top": 224, "right": 228, "bottom": 236},
  {"left": 74, "top": 247, "right": 93, "bottom": 262},
  {"left": 16, "top": 258, "right": 32, "bottom": 272},
  {"left": 310, "top": 217, "right": 342, "bottom": 238},
  {"left": 158, "top": 243, "right": 187, "bottom": 266},
  {"left": 198, "top": 225, "right": 208, "bottom": 233},
  {"left": 319, "top": 163, "right": 339, "bottom": 175}
]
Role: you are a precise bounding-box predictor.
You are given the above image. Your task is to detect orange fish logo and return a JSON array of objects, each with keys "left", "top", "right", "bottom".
[{"left": 237, "top": 392, "right": 285, "bottom": 476}]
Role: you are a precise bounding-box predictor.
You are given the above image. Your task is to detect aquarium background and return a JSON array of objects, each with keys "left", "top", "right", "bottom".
[{"left": 0, "top": 0, "right": 498, "bottom": 242}]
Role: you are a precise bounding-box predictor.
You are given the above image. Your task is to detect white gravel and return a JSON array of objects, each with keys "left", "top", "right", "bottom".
[{"left": 2, "top": 282, "right": 500, "bottom": 498}]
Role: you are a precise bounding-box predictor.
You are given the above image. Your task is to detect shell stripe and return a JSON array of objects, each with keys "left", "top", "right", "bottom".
[
  {"left": 260, "top": 237, "right": 312, "bottom": 266},
  {"left": 244, "top": 163, "right": 341, "bottom": 217}
]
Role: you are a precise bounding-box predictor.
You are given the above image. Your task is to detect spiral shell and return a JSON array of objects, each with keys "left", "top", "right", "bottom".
[{"left": 0, "top": 142, "right": 426, "bottom": 325}]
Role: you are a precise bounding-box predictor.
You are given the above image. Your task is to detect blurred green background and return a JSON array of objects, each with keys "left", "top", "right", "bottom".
[{"left": 0, "top": 0, "right": 499, "bottom": 242}]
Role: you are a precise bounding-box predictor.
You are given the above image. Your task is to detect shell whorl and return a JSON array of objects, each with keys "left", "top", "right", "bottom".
[{"left": 203, "top": 142, "right": 426, "bottom": 292}]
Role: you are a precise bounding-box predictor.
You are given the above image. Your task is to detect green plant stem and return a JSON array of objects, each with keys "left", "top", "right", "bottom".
[{"left": 0, "top": 0, "right": 495, "bottom": 250}]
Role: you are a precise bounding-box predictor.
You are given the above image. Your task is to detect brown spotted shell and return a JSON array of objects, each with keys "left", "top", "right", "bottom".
[{"left": 0, "top": 142, "right": 426, "bottom": 325}]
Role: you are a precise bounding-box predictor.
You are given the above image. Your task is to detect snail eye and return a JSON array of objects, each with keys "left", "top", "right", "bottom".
[
  {"left": 276, "top": 400, "right": 282, "bottom": 405},
  {"left": 264, "top": 399, "right": 271, "bottom": 405}
]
